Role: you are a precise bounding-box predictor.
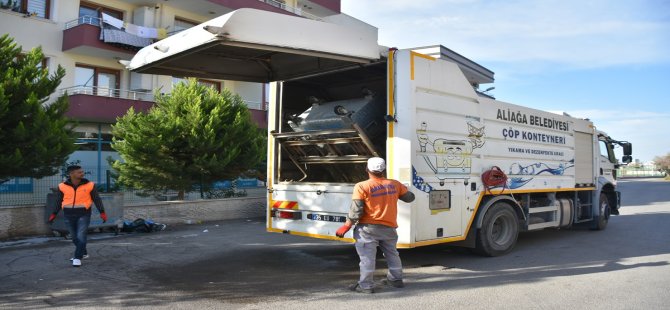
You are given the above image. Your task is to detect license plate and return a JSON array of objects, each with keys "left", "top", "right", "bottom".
[{"left": 307, "top": 214, "right": 346, "bottom": 223}]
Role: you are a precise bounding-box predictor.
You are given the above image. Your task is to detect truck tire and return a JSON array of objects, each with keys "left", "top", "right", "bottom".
[
  {"left": 475, "top": 202, "right": 519, "bottom": 257},
  {"left": 591, "top": 192, "right": 610, "bottom": 231}
]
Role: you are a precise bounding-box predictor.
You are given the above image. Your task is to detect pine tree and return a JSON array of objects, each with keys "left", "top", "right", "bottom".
[
  {"left": 0, "top": 34, "right": 76, "bottom": 180},
  {"left": 111, "top": 79, "right": 266, "bottom": 199}
]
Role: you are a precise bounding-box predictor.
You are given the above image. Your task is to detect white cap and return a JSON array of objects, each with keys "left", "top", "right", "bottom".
[{"left": 367, "top": 157, "right": 386, "bottom": 172}]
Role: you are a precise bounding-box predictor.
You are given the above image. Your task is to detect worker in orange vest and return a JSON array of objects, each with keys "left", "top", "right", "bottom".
[
  {"left": 48, "top": 165, "right": 106, "bottom": 267},
  {"left": 336, "top": 157, "right": 415, "bottom": 293}
]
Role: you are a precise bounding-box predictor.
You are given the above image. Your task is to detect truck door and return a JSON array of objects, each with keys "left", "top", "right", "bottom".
[
  {"left": 127, "top": 8, "right": 380, "bottom": 83},
  {"left": 597, "top": 138, "right": 616, "bottom": 183},
  {"left": 414, "top": 181, "right": 464, "bottom": 241}
]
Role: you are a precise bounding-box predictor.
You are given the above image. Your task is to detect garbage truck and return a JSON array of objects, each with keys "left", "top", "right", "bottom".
[{"left": 127, "top": 8, "right": 633, "bottom": 256}]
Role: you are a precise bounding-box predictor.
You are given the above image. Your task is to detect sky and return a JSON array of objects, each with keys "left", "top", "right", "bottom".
[{"left": 341, "top": 0, "right": 670, "bottom": 163}]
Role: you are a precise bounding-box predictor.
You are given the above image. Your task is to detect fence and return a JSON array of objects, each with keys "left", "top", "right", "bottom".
[
  {"left": 618, "top": 167, "right": 666, "bottom": 178},
  {"left": 0, "top": 166, "right": 266, "bottom": 207},
  {"left": 244, "top": 100, "right": 266, "bottom": 110}
]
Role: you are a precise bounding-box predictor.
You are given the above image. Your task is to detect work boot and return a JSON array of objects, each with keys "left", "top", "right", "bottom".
[
  {"left": 72, "top": 259, "right": 82, "bottom": 267},
  {"left": 382, "top": 279, "right": 405, "bottom": 288},
  {"left": 348, "top": 283, "right": 374, "bottom": 294}
]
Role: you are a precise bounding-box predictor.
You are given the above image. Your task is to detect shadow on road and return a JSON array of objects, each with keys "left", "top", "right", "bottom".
[{"left": 137, "top": 212, "right": 669, "bottom": 305}]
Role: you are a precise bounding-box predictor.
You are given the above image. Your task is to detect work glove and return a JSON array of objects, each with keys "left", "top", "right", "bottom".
[
  {"left": 335, "top": 223, "right": 352, "bottom": 238},
  {"left": 100, "top": 212, "right": 108, "bottom": 223},
  {"left": 47, "top": 213, "right": 57, "bottom": 224}
]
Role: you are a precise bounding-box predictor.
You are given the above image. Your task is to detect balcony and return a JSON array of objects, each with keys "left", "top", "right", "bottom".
[
  {"left": 245, "top": 100, "right": 268, "bottom": 129},
  {"left": 62, "top": 86, "right": 154, "bottom": 123},
  {"left": 62, "top": 86, "right": 268, "bottom": 128},
  {"left": 62, "top": 16, "right": 144, "bottom": 59},
  {"left": 205, "top": 0, "right": 321, "bottom": 20},
  {"left": 257, "top": 0, "right": 322, "bottom": 20},
  {"left": 302, "top": 0, "right": 341, "bottom": 14}
]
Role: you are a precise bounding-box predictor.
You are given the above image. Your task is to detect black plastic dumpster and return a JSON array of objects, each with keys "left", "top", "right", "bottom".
[{"left": 45, "top": 192, "right": 123, "bottom": 238}]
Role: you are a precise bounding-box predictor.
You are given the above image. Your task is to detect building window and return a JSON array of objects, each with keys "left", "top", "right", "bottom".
[
  {"left": 75, "top": 64, "right": 121, "bottom": 97},
  {"left": 172, "top": 77, "right": 221, "bottom": 92},
  {"left": 16, "top": 54, "right": 48, "bottom": 69},
  {"left": 79, "top": 1, "right": 123, "bottom": 19},
  {"left": 26, "top": 0, "right": 48, "bottom": 18},
  {"left": 173, "top": 17, "right": 198, "bottom": 33},
  {"left": 1, "top": 0, "right": 50, "bottom": 18},
  {"left": 197, "top": 79, "right": 222, "bottom": 92},
  {"left": 37, "top": 57, "right": 48, "bottom": 69},
  {"left": 74, "top": 124, "right": 114, "bottom": 152}
]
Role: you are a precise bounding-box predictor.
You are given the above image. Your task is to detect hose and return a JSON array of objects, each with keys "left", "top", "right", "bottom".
[{"left": 482, "top": 166, "right": 508, "bottom": 195}]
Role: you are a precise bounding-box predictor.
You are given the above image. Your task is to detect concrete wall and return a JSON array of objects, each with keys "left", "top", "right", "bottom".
[
  {"left": 0, "top": 205, "right": 53, "bottom": 240},
  {"left": 0, "top": 197, "right": 266, "bottom": 240},
  {"left": 123, "top": 197, "right": 265, "bottom": 226}
]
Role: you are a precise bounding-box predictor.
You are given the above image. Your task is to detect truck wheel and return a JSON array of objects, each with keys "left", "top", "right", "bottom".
[
  {"left": 475, "top": 202, "right": 519, "bottom": 257},
  {"left": 591, "top": 192, "right": 610, "bottom": 231}
]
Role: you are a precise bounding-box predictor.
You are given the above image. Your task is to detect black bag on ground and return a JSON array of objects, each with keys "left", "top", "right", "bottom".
[
  {"left": 122, "top": 218, "right": 152, "bottom": 233},
  {"left": 121, "top": 218, "right": 167, "bottom": 233}
]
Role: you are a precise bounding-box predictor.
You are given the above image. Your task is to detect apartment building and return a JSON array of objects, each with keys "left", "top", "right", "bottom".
[{"left": 0, "top": 0, "right": 375, "bottom": 202}]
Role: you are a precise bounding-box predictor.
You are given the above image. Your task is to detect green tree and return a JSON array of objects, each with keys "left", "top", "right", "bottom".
[
  {"left": 111, "top": 79, "right": 266, "bottom": 199},
  {"left": 0, "top": 34, "right": 76, "bottom": 180}
]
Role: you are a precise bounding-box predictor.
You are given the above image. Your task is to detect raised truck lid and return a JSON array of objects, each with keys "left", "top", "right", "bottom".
[{"left": 126, "top": 8, "right": 381, "bottom": 82}]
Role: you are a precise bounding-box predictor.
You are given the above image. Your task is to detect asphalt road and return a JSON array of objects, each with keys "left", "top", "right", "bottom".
[{"left": 1, "top": 178, "right": 669, "bottom": 309}]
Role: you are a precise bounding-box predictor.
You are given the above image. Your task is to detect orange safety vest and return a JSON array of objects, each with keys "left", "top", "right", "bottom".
[{"left": 59, "top": 182, "right": 95, "bottom": 209}]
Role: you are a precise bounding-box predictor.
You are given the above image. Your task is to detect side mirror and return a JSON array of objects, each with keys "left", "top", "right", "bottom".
[
  {"left": 623, "top": 142, "right": 632, "bottom": 156},
  {"left": 622, "top": 155, "right": 632, "bottom": 164}
]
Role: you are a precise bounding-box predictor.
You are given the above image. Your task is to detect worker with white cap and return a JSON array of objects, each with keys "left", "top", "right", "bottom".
[{"left": 336, "top": 157, "right": 415, "bottom": 293}]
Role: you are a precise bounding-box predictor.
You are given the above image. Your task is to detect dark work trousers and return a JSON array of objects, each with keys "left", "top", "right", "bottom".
[
  {"left": 64, "top": 208, "right": 91, "bottom": 259},
  {"left": 353, "top": 224, "right": 403, "bottom": 289}
]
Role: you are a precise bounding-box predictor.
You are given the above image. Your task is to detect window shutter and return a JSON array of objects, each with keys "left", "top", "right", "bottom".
[{"left": 27, "top": 0, "right": 48, "bottom": 18}]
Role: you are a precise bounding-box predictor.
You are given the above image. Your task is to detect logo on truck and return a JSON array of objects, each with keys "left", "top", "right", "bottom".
[
  {"left": 416, "top": 120, "right": 485, "bottom": 182},
  {"left": 506, "top": 161, "right": 575, "bottom": 189}
]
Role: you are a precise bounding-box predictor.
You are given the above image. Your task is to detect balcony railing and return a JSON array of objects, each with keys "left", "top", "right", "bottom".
[
  {"left": 244, "top": 100, "right": 267, "bottom": 110},
  {"left": 61, "top": 86, "right": 155, "bottom": 101},
  {"left": 258, "top": 0, "right": 322, "bottom": 20},
  {"left": 64, "top": 15, "right": 100, "bottom": 30},
  {"left": 65, "top": 2, "right": 321, "bottom": 33},
  {"left": 62, "top": 86, "right": 267, "bottom": 110}
]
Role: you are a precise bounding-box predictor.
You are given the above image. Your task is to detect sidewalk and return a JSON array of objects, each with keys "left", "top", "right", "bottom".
[{"left": 0, "top": 194, "right": 266, "bottom": 240}]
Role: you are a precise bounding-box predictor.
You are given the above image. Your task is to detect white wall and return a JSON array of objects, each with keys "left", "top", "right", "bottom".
[{"left": 224, "top": 81, "right": 264, "bottom": 108}]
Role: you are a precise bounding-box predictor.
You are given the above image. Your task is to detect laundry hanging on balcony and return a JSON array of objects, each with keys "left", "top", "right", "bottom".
[
  {"left": 101, "top": 12, "right": 124, "bottom": 29},
  {"left": 124, "top": 23, "right": 167, "bottom": 40},
  {"left": 100, "top": 25, "right": 153, "bottom": 50},
  {"left": 99, "top": 13, "right": 167, "bottom": 50}
]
